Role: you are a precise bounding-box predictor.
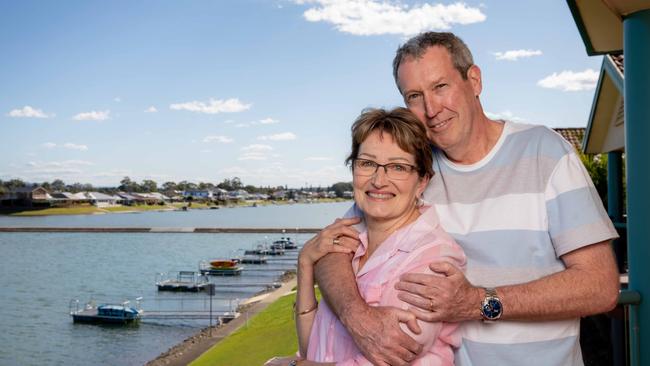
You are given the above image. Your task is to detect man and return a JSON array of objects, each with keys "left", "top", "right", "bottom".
[{"left": 315, "top": 32, "right": 619, "bottom": 366}]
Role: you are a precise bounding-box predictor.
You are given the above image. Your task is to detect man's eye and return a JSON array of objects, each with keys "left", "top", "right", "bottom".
[
  {"left": 436, "top": 83, "right": 448, "bottom": 89},
  {"left": 406, "top": 94, "right": 420, "bottom": 101}
]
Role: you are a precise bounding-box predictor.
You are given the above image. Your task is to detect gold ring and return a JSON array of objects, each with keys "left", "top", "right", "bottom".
[
  {"left": 429, "top": 299, "right": 435, "bottom": 312},
  {"left": 333, "top": 237, "right": 340, "bottom": 245}
]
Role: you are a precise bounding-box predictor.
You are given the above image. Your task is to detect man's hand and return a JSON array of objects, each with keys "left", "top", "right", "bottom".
[
  {"left": 396, "top": 261, "right": 481, "bottom": 322},
  {"left": 343, "top": 305, "right": 423, "bottom": 366}
]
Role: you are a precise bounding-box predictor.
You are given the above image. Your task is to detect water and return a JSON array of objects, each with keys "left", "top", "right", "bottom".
[
  {"left": 0, "top": 201, "right": 352, "bottom": 228},
  {"left": 0, "top": 202, "right": 352, "bottom": 366}
]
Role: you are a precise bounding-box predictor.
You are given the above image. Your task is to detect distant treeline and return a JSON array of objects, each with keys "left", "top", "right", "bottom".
[{"left": 0, "top": 177, "right": 354, "bottom": 198}]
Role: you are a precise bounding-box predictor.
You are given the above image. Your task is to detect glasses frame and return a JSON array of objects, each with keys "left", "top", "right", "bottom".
[{"left": 352, "top": 158, "right": 418, "bottom": 180}]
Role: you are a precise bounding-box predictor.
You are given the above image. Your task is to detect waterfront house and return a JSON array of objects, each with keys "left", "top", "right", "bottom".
[
  {"left": 183, "top": 189, "right": 213, "bottom": 200},
  {"left": 0, "top": 186, "right": 51, "bottom": 207},
  {"left": 86, "top": 192, "right": 121, "bottom": 207}
]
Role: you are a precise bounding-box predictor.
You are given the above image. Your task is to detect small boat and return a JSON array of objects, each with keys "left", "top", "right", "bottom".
[
  {"left": 156, "top": 271, "right": 210, "bottom": 292},
  {"left": 244, "top": 245, "right": 270, "bottom": 256},
  {"left": 271, "top": 236, "right": 298, "bottom": 250},
  {"left": 199, "top": 260, "right": 243, "bottom": 276},
  {"left": 209, "top": 259, "right": 238, "bottom": 268},
  {"left": 70, "top": 298, "right": 142, "bottom": 324},
  {"left": 238, "top": 254, "right": 268, "bottom": 264}
]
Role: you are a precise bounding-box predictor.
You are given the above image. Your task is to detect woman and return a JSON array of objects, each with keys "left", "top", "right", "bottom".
[{"left": 267, "top": 107, "right": 465, "bottom": 366}]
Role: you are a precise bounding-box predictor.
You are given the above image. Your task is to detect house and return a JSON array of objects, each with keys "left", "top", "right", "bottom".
[
  {"left": 49, "top": 192, "right": 90, "bottom": 206},
  {"left": 567, "top": 1, "right": 650, "bottom": 362},
  {"left": 183, "top": 190, "right": 213, "bottom": 200},
  {"left": 0, "top": 186, "right": 51, "bottom": 207},
  {"left": 86, "top": 192, "right": 121, "bottom": 207},
  {"left": 271, "top": 190, "right": 287, "bottom": 200}
]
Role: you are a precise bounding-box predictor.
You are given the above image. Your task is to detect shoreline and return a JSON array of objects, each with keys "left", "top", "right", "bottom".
[
  {"left": 0, "top": 199, "right": 350, "bottom": 217},
  {"left": 146, "top": 272, "right": 297, "bottom": 366}
]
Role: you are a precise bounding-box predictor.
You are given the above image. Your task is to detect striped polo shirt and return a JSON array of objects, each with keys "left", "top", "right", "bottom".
[{"left": 424, "top": 121, "right": 618, "bottom": 366}]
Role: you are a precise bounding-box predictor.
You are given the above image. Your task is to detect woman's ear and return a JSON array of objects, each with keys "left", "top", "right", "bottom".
[{"left": 416, "top": 176, "right": 430, "bottom": 197}]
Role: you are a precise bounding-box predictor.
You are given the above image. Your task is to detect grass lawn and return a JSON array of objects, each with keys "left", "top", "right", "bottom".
[
  {"left": 190, "top": 289, "right": 321, "bottom": 366},
  {"left": 6, "top": 206, "right": 102, "bottom": 216},
  {"left": 103, "top": 204, "right": 174, "bottom": 212}
]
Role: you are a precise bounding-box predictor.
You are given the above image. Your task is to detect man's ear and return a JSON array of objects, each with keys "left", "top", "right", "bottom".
[{"left": 467, "top": 64, "right": 482, "bottom": 97}]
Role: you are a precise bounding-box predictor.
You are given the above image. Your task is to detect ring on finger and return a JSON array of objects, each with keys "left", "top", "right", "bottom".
[
  {"left": 429, "top": 299, "right": 435, "bottom": 312},
  {"left": 332, "top": 237, "right": 340, "bottom": 245}
]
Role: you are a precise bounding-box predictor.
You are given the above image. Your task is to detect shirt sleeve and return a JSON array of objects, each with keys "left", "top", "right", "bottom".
[{"left": 544, "top": 149, "right": 618, "bottom": 257}]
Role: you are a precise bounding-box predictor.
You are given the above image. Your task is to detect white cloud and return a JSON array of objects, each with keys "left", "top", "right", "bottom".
[
  {"left": 235, "top": 123, "right": 250, "bottom": 128},
  {"left": 7, "top": 105, "right": 52, "bottom": 118},
  {"left": 73, "top": 110, "right": 110, "bottom": 121},
  {"left": 239, "top": 145, "right": 274, "bottom": 160},
  {"left": 241, "top": 144, "right": 273, "bottom": 152},
  {"left": 305, "top": 156, "right": 333, "bottom": 161},
  {"left": 24, "top": 160, "right": 94, "bottom": 175},
  {"left": 485, "top": 110, "right": 528, "bottom": 123},
  {"left": 114, "top": 97, "right": 122, "bottom": 103},
  {"left": 224, "top": 119, "right": 235, "bottom": 124},
  {"left": 295, "top": 0, "right": 486, "bottom": 36},
  {"left": 493, "top": 49, "right": 542, "bottom": 61},
  {"left": 258, "top": 117, "right": 279, "bottom": 124},
  {"left": 63, "top": 143, "right": 88, "bottom": 151},
  {"left": 202, "top": 135, "right": 234, "bottom": 143},
  {"left": 145, "top": 106, "right": 158, "bottom": 113},
  {"left": 537, "top": 69, "right": 599, "bottom": 92},
  {"left": 170, "top": 98, "right": 251, "bottom": 114},
  {"left": 257, "top": 132, "right": 297, "bottom": 141},
  {"left": 42, "top": 142, "right": 57, "bottom": 148}
]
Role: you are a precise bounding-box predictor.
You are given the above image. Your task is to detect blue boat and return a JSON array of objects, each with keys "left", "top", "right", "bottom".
[{"left": 70, "top": 299, "right": 142, "bottom": 324}]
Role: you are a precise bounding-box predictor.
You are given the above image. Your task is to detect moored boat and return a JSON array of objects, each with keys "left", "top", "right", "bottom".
[
  {"left": 70, "top": 298, "right": 142, "bottom": 324},
  {"left": 199, "top": 260, "right": 243, "bottom": 276}
]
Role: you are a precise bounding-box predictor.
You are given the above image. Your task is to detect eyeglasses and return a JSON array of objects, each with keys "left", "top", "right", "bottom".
[{"left": 352, "top": 158, "right": 418, "bottom": 180}]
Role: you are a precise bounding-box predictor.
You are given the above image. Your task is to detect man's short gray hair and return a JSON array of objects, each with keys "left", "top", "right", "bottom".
[{"left": 392, "top": 32, "right": 474, "bottom": 90}]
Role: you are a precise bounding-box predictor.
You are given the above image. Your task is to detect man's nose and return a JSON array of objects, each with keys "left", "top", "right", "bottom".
[{"left": 424, "top": 94, "right": 442, "bottom": 119}]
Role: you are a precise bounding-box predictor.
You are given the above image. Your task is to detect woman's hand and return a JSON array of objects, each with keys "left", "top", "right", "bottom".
[{"left": 299, "top": 217, "right": 362, "bottom": 267}]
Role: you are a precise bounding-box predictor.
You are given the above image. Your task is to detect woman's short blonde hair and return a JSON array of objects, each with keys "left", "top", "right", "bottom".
[{"left": 345, "top": 107, "right": 434, "bottom": 179}]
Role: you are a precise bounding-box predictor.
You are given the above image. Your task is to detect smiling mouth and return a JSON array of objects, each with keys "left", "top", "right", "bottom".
[
  {"left": 430, "top": 117, "right": 452, "bottom": 130},
  {"left": 366, "top": 192, "right": 394, "bottom": 200}
]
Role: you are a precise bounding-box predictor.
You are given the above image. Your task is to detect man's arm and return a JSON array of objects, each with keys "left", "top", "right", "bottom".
[
  {"left": 397, "top": 240, "right": 619, "bottom": 322},
  {"left": 315, "top": 253, "right": 423, "bottom": 366}
]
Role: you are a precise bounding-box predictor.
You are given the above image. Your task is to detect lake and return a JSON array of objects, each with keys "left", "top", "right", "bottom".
[{"left": 0, "top": 202, "right": 352, "bottom": 366}]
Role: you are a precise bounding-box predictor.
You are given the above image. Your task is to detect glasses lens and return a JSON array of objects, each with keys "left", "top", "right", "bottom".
[
  {"left": 386, "top": 163, "right": 412, "bottom": 180},
  {"left": 354, "top": 159, "right": 376, "bottom": 176}
]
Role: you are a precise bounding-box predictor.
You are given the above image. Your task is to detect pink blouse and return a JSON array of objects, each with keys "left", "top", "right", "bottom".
[{"left": 306, "top": 205, "right": 467, "bottom": 365}]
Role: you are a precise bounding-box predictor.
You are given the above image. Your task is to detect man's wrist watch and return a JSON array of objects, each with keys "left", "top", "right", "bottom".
[{"left": 480, "top": 287, "right": 503, "bottom": 321}]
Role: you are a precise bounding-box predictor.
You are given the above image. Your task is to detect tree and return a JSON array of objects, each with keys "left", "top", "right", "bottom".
[
  {"left": 51, "top": 179, "right": 66, "bottom": 192},
  {"left": 580, "top": 152, "right": 608, "bottom": 207},
  {"left": 141, "top": 179, "right": 158, "bottom": 193},
  {"left": 331, "top": 182, "right": 353, "bottom": 198},
  {"left": 161, "top": 181, "right": 177, "bottom": 194},
  {"left": 119, "top": 176, "right": 139, "bottom": 192}
]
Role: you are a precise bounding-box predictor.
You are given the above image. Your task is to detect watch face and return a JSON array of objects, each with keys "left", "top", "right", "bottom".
[{"left": 482, "top": 298, "right": 502, "bottom": 319}]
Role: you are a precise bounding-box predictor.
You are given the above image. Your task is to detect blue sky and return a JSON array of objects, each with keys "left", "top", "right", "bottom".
[{"left": 0, "top": 0, "right": 602, "bottom": 188}]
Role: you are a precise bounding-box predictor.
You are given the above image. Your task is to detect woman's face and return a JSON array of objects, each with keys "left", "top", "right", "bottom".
[{"left": 353, "top": 130, "right": 429, "bottom": 224}]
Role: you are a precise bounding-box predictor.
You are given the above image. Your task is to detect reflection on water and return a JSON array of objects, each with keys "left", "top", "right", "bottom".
[{"left": 0, "top": 203, "right": 350, "bottom": 366}]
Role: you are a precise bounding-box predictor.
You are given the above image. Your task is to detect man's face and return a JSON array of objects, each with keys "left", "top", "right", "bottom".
[{"left": 396, "top": 46, "right": 482, "bottom": 156}]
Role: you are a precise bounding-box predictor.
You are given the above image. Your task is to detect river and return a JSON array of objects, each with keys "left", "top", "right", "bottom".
[{"left": 0, "top": 202, "right": 352, "bottom": 366}]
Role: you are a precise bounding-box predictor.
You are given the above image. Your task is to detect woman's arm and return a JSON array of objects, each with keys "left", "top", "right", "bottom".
[
  {"left": 295, "top": 218, "right": 360, "bottom": 356},
  {"left": 295, "top": 257, "right": 319, "bottom": 356}
]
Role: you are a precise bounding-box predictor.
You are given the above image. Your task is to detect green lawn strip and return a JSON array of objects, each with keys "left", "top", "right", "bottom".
[
  {"left": 103, "top": 205, "right": 174, "bottom": 212},
  {"left": 8, "top": 206, "right": 102, "bottom": 216},
  {"left": 191, "top": 289, "right": 321, "bottom": 366}
]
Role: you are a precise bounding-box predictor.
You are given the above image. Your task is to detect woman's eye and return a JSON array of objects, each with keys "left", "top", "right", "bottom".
[
  {"left": 390, "top": 164, "right": 407, "bottom": 172},
  {"left": 359, "top": 160, "right": 375, "bottom": 168}
]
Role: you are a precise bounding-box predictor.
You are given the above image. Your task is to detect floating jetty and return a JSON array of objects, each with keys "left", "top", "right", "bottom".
[{"left": 156, "top": 271, "right": 209, "bottom": 292}]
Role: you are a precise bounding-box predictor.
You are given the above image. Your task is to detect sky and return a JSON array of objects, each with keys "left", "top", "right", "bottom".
[{"left": 0, "top": 0, "right": 603, "bottom": 189}]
